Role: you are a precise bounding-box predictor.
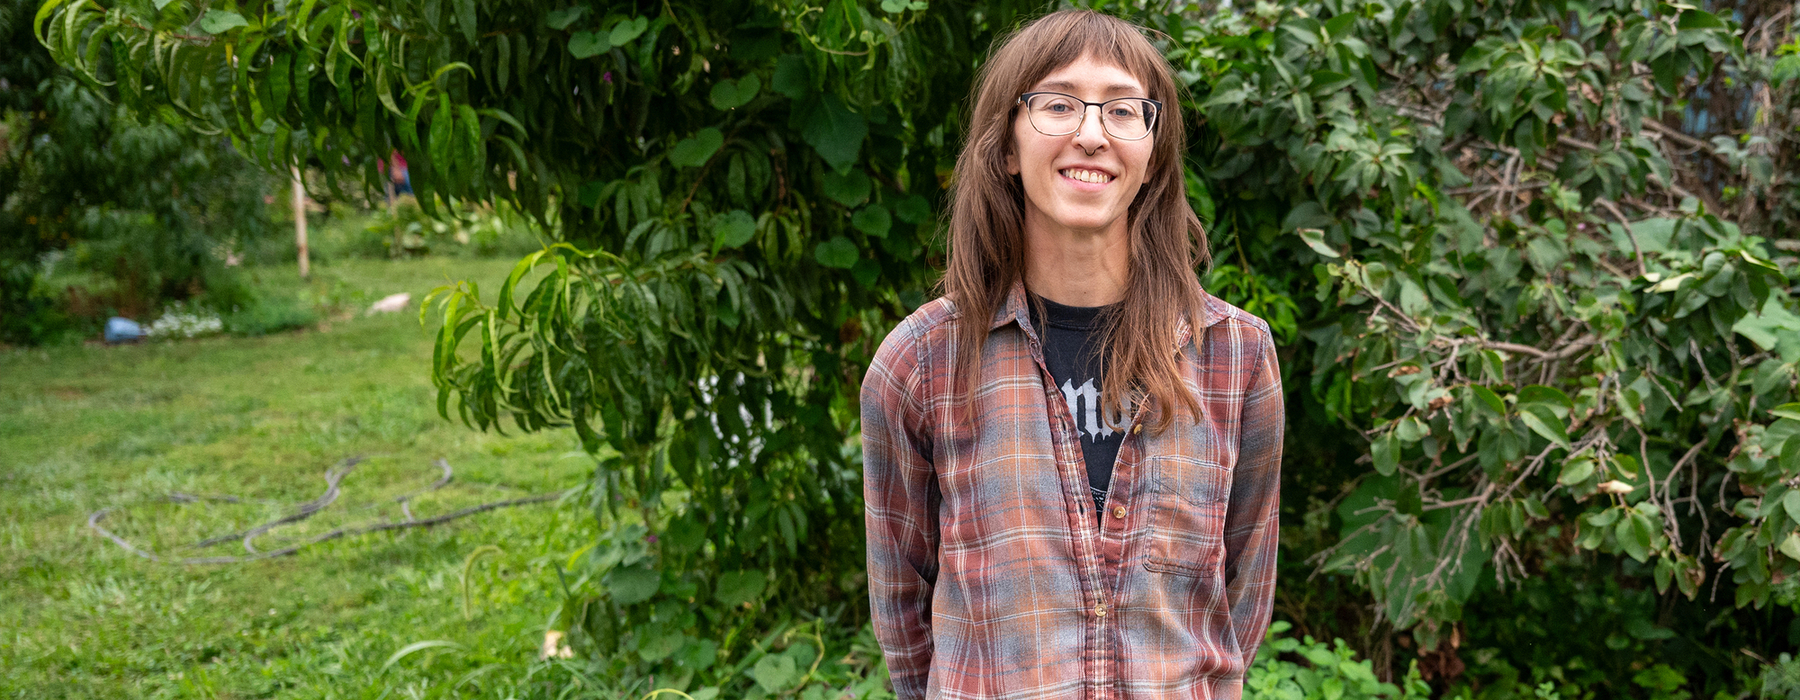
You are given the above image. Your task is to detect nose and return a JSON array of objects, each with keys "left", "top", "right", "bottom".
[{"left": 1072, "top": 104, "right": 1108, "bottom": 155}]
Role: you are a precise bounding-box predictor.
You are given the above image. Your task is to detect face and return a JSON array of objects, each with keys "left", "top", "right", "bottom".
[{"left": 1006, "top": 53, "right": 1156, "bottom": 239}]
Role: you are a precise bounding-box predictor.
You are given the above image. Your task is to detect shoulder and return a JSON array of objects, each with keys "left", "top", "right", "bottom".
[
  {"left": 867, "top": 297, "right": 959, "bottom": 387},
  {"left": 1196, "top": 294, "right": 1275, "bottom": 361},
  {"left": 874, "top": 297, "right": 961, "bottom": 357}
]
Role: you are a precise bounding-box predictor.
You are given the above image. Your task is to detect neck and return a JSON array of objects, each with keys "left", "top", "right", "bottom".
[{"left": 1022, "top": 211, "right": 1130, "bottom": 307}]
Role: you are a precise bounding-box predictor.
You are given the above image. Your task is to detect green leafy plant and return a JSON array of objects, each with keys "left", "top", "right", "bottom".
[
  {"left": 3, "top": 0, "right": 284, "bottom": 343},
  {"left": 1247, "top": 621, "right": 1433, "bottom": 699}
]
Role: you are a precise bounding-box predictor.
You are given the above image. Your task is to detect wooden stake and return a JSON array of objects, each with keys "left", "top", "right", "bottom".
[{"left": 292, "top": 165, "right": 310, "bottom": 280}]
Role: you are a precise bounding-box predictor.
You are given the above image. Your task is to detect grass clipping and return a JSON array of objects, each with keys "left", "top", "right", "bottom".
[{"left": 89, "top": 457, "right": 566, "bottom": 565}]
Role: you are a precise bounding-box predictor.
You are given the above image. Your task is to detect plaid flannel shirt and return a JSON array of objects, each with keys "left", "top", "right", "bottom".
[{"left": 861, "top": 282, "right": 1284, "bottom": 700}]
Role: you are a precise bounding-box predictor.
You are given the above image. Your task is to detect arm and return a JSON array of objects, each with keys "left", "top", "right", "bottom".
[
  {"left": 1221, "top": 330, "right": 1283, "bottom": 671},
  {"left": 861, "top": 320, "right": 939, "bottom": 700}
]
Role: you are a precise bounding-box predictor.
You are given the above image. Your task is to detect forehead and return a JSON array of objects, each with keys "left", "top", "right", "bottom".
[{"left": 1030, "top": 54, "right": 1146, "bottom": 97}]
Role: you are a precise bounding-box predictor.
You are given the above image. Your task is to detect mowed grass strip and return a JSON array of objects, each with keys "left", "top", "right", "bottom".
[{"left": 0, "top": 258, "right": 594, "bottom": 699}]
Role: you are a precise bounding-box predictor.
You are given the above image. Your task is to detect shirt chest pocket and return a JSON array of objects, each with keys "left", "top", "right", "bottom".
[{"left": 1144, "top": 455, "right": 1229, "bottom": 578}]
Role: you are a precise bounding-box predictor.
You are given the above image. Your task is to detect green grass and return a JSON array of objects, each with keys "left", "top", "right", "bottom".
[{"left": 0, "top": 257, "right": 597, "bottom": 699}]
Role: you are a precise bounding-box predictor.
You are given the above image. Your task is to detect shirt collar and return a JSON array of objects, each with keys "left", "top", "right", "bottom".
[{"left": 986, "top": 279, "right": 1221, "bottom": 348}]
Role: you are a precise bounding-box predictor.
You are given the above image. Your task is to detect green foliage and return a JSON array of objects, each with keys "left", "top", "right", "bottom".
[
  {"left": 346, "top": 197, "right": 547, "bottom": 260},
  {"left": 1248, "top": 621, "right": 1433, "bottom": 699},
  {"left": 1766, "top": 654, "right": 1800, "bottom": 700},
  {"left": 43, "top": 0, "right": 1800, "bottom": 693},
  {"left": 2, "top": 0, "right": 284, "bottom": 343},
  {"left": 38, "top": 0, "right": 1016, "bottom": 689},
  {"left": 1169, "top": 0, "right": 1797, "bottom": 639},
  {"left": 221, "top": 288, "right": 318, "bottom": 336}
]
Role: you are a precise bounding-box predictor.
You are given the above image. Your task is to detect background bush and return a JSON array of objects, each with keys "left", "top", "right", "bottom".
[{"left": 0, "top": 0, "right": 294, "bottom": 344}]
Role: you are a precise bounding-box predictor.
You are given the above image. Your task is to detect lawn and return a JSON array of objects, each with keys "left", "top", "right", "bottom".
[{"left": 0, "top": 257, "right": 599, "bottom": 699}]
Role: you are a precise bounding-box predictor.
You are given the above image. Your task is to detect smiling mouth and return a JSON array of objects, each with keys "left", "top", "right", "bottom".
[{"left": 1060, "top": 168, "right": 1113, "bottom": 185}]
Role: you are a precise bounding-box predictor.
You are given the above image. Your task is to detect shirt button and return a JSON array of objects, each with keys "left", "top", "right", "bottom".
[
  {"left": 1132, "top": 424, "right": 1142, "bottom": 435},
  {"left": 1112, "top": 506, "right": 1126, "bottom": 519},
  {"left": 1094, "top": 603, "right": 1107, "bottom": 617}
]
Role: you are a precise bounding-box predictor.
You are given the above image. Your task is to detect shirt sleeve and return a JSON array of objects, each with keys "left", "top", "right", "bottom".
[
  {"left": 861, "top": 318, "right": 939, "bottom": 699},
  {"left": 1222, "top": 328, "right": 1283, "bottom": 672}
]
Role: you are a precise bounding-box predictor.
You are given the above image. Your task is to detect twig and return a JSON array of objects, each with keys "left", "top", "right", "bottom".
[
  {"left": 1596, "top": 198, "right": 1645, "bottom": 275},
  {"left": 1640, "top": 118, "right": 1731, "bottom": 166},
  {"left": 1482, "top": 335, "right": 1595, "bottom": 361}
]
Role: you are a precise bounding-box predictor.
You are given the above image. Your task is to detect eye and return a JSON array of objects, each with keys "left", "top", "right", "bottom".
[{"left": 1035, "top": 95, "right": 1078, "bottom": 113}]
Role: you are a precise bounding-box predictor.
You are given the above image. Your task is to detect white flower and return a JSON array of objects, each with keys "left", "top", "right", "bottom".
[{"left": 147, "top": 304, "right": 225, "bottom": 339}]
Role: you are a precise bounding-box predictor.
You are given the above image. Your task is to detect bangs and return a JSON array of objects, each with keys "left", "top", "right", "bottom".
[{"left": 998, "top": 12, "right": 1174, "bottom": 106}]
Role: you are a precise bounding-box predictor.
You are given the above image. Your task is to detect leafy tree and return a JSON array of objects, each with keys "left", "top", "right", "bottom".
[
  {"left": 38, "top": 0, "right": 1800, "bottom": 694},
  {"left": 2, "top": 0, "right": 281, "bottom": 344}
]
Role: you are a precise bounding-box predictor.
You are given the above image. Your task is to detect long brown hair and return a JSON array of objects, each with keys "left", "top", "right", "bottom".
[{"left": 942, "top": 9, "right": 1211, "bottom": 432}]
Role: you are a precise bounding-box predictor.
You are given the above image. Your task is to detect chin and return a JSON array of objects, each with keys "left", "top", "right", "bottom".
[{"left": 1049, "top": 210, "right": 1122, "bottom": 233}]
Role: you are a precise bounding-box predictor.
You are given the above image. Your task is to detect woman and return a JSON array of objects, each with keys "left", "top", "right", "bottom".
[{"left": 861, "top": 10, "right": 1285, "bottom": 699}]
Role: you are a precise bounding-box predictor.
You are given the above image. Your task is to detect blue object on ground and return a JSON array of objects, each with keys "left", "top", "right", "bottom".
[{"left": 104, "top": 317, "right": 146, "bottom": 344}]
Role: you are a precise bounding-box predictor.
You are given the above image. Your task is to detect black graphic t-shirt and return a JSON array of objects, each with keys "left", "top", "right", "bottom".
[{"left": 1028, "top": 294, "right": 1130, "bottom": 520}]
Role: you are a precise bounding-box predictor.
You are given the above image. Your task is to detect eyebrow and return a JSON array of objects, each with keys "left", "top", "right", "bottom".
[{"left": 1035, "top": 80, "right": 1144, "bottom": 95}]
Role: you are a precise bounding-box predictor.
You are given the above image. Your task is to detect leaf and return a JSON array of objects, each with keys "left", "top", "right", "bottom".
[
  {"left": 853, "top": 258, "right": 880, "bottom": 287},
  {"left": 772, "top": 54, "right": 811, "bottom": 98},
  {"left": 198, "top": 10, "right": 248, "bottom": 33},
  {"left": 605, "top": 565, "right": 660, "bottom": 605},
  {"left": 1518, "top": 384, "right": 1573, "bottom": 413},
  {"left": 381, "top": 640, "right": 464, "bottom": 672},
  {"left": 1676, "top": 9, "right": 1726, "bottom": 29},
  {"left": 1308, "top": 70, "right": 1354, "bottom": 95},
  {"left": 1518, "top": 405, "right": 1570, "bottom": 449},
  {"left": 680, "top": 640, "right": 720, "bottom": 672},
  {"left": 1298, "top": 228, "right": 1339, "bottom": 258},
  {"left": 669, "top": 127, "right": 723, "bottom": 168},
  {"left": 1617, "top": 513, "right": 1653, "bottom": 563},
  {"left": 800, "top": 95, "right": 867, "bottom": 172},
  {"left": 895, "top": 194, "right": 931, "bottom": 224},
  {"left": 751, "top": 653, "right": 799, "bottom": 692},
  {"left": 709, "top": 75, "right": 761, "bottom": 110},
  {"left": 1558, "top": 457, "right": 1594, "bottom": 485},
  {"left": 609, "top": 16, "right": 648, "bottom": 45},
  {"left": 1771, "top": 403, "right": 1800, "bottom": 421},
  {"left": 636, "top": 628, "right": 685, "bottom": 662},
  {"left": 814, "top": 236, "right": 859, "bottom": 269},
  {"left": 545, "top": 6, "right": 586, "bottom": 30},
  {"left": 822, "top": 169, "right": 872, "bottom": 207},
  {"left": 1371, "top": 431, "right": 1399, "bottom": 476},
  {"left": 853, "top": 205, "right": 892, "bottom": 238},
  {"left": 713, "top": 569, "right": 766, "bottom": 606},
  {"left": 1612, "top": 454, "right": 1640, "bottom": 478},
  {"left": 1394, "top": 416, "right": 1429, "bottom": 443},
  {"left": 569, "top": 31, "right": 612, "bottom": 59},
  {"left": 713, "top": 209, "right": 757, "bottom": 250},
  {"left": 1468, "top": 384, "right": 1505, "bottom": 417},
  {"left": 1785, "top": 490, "right": 1800, "bottom": 523},
  {"left": 1781, "top": 533, "right": 1800, "bottom": 562},
  {"left": 454, "top": 0, "right": 476, "bottom": 43}
]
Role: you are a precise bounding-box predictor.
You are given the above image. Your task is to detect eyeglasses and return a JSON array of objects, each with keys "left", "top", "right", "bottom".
[{"left": 1016, "top": 91, "right": 1162, "bottom": 141}]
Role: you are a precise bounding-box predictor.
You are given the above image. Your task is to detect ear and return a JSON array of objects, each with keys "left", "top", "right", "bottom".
[{"left": 1008, "top": 129, "right": 1022, "bottom": 176}]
